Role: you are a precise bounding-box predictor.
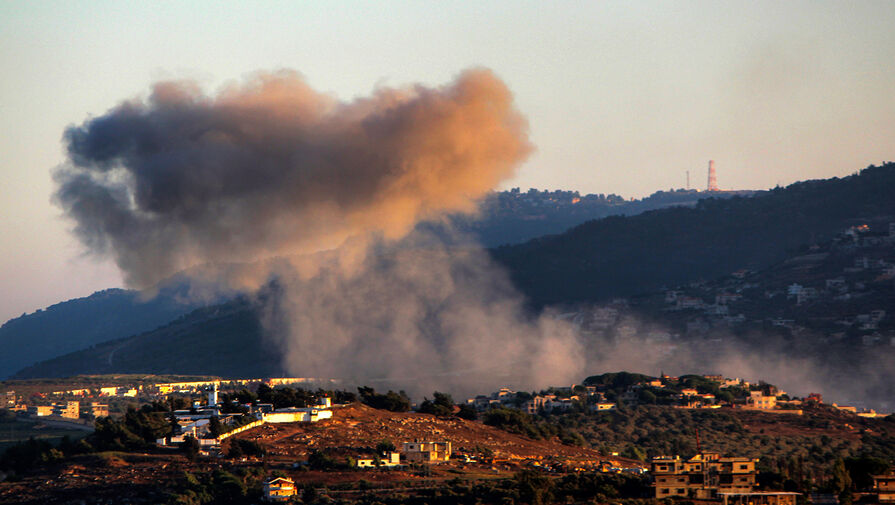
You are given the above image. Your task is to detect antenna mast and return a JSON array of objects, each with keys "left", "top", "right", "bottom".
[{"left": 707, "top": 160, "right": 719, "bottom": 191}]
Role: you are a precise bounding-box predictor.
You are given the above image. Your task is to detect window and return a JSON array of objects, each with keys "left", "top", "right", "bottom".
[
  {"left": 676, "top": 489, "right": 685, "bottom": 495},
  {"left": 739, "top": 464, "right": 749, "bottom": 470}
]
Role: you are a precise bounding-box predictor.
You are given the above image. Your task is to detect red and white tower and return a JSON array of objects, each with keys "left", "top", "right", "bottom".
[{"left": 707, "top": 160, "right": 719, "bottom": 191}]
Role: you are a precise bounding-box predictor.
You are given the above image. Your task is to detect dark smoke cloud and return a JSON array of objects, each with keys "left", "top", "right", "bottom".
[{"left": 55, "top": 69, "right": 532, "bottom": 288}]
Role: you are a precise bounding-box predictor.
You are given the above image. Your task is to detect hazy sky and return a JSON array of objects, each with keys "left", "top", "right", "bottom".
[{"left": 1, "top": 1, "right": 894, "bottom": 322}]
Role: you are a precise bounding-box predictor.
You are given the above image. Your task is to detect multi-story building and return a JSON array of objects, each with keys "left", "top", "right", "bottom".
[
  {"left": 402, "top": 441, "right": 451, "bottom": 463},
  {"left": 87, "top": 402, "right": 110, "bottom": 419},
  {"left": 52, "top": 401, "right": 80, "bottom": 419},
  {"left": 263, "top": 477, "right": 296, "bottom": 502},
  {"left": 747, "top": 391, "right": 777, "bottom": 410},
  {"left": 28, "top": 405, "right": 53, "bottom": 417},
  {"left": 651, "top": 452, "right": 757, "bottom": 499}
]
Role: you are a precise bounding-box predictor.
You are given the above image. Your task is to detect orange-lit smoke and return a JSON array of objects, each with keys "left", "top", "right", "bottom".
[{"left": 55, "top": 69, "right": 532, "bottom": 288}]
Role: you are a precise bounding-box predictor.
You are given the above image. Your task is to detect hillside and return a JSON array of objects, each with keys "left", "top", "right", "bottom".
[
  {"left": 231, "top": 403, "right": 628, "bottom": 466},
  {"left": 14, "top": 165, "right": 895, "bottom": 396},
  {"left": 494, "top": 163, "right": 895, "bottom": 306},
  {"left": 2, "top": 392, "right": 893, "bottom": 504},
  {"left": 0, "top": 286, "right": 204, "bottom": 380},
  {"left": 13, "top": 299, "right": 282, "bottom": 380}
]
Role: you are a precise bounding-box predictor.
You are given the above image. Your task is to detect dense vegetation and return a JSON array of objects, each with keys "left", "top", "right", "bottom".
[
  {"left": 480, "top": 402, "right": 895, "bottom": 495},
  {"left": 358, "top": 387, "right": 412, "bottom": 412},
  {"left": 165, "top": 468, "right": 653, "bottom": 505}
]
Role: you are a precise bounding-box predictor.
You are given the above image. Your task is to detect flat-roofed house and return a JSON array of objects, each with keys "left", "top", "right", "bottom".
[
  {"left": 876, "top": 474, "right": 895, "bottom": 503},
  {"left": 403, "top": 441, "right": 451, "bottom": 463},
  {"left": 263, "top": 477, "right": 296, "bottom": 502}
]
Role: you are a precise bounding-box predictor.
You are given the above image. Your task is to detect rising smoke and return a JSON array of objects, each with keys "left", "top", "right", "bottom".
[
  {"left": 54, "top": 69, "right": 588, "bottom": 395},
  {"left": 54, "top": 69, "right": 887, "bottom": 405},
  {"left": 56, "top": 69, "right": 531, "bottom": 288}
]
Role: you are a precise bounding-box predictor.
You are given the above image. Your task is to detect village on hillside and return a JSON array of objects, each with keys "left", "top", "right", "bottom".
[{"left": 2, "top": 372, "right": 895, "bottom": 504}]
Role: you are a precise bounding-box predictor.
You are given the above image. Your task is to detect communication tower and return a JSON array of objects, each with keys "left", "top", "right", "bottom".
[{"left": 707, "top": 160, "right": 719, "bottom": 191}]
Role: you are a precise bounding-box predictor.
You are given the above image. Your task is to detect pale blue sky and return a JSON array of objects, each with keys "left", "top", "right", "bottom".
[{"left": 1, "top": 1, "right": 894, "bottom": 321}]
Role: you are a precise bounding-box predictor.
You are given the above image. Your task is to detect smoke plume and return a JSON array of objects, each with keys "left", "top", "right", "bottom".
[
  {"left": 55, "top": 69, "right": 532, "bottom": 288},
  {"left": 54, "top": 69, "right": 593, "bottom": 394}
]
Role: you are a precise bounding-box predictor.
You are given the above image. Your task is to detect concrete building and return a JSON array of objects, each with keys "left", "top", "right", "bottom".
[
  {"left": 52, "top": 401, "right": 80, "bottom": 419},
  {"left": 28, "top": 405, "right": 53, "bottom": 417},
  {"left": 875, "top": 474, "right": 895, "bottom": 503},
  {"left": 263, "top": 407, "right": 333, "bottom": 424},
  {"left": 86, "top": 402, "right": 109, "bottom": 419},
  {"left": 207, "top": 384, "right": 218, "bottom": 407},
  {"left": 651, "top": 452, "right": 758, "bottom": 499},
  {"left": 402, "top": 441, "right": 451, "bottom": 463},
  {"left": 747, "top": 391, "right": 777, "bottom": 410},
  {"left": 263, "top": 477, "right": 296, "bottom": 502}
]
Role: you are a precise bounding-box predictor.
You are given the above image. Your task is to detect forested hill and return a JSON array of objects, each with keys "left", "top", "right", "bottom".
[
  {"left": 12, "top": 298, "right": 282, "bottom": 380},
  {"left": 493, "top": 163, "right": 895, "bottom": 306},
  {"left": 0, "top": 287, "right": 203, "bottom": 379}
]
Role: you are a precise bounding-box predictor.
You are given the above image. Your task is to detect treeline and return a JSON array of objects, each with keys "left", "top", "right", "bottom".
[
  {"left": 220, "top": 384, "right": 357, "bottom": 412},
  {"left": 296, "top": 470, "right": 651, "bottom": 505}
]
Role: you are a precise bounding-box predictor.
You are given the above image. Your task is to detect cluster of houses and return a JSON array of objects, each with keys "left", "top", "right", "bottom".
[
  {"left": 562, "top": 222, "right": 895, "bottom": 344},
  {"left": 31, "top": 377, "right": 339, "bottom": 399},
  {"left": 462, "top": 375, "right": 891, "bottom": 418},
  {"left": 653, "top": 452, "right": 895, "bottom": 505},
  {"left": 465, "top": 386, "right": 617, "bottom": 414},
  {"left": 355, "top": 441, "right": 452, "bottom": 469},
  {"left": 4, "top": 393, "right": 110, "bottom": 429},
  {"left": 2, "top": 377, "right": 342, "bottom": 430},
  {"left": 156, "top": 384, "right": 334, "bottom": 450}
]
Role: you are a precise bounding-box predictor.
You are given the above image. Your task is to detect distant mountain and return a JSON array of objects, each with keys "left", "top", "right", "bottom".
[
  {"left": 13, "top": 298, "right": 283, "bottom": 379},
  {"left": 425, "top": 187, "right": 754, "bottom": 247},
  {"left": 0, "top": 285, "right": 210, "bottom": 380},
  {"left": 0, "top": 186, "right": 730, "bottom": 378},
  {"left": 17, "top": 165, "right": 895, "bottom": 385},
  {"left": 493, "top": 163, "right": 895, "bottom": 306}
]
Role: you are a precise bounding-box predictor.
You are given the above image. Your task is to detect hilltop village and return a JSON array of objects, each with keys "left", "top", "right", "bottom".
[{"left": 2, "top": 372, "right": 895, "bottom": 504}]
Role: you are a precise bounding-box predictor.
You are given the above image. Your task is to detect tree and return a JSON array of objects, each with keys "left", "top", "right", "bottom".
[
  {"left": 830, "top": 458, "right": 852, "bottom": 494},
  {"left": 376, "top": 439, "right": 396, "bottom": 453},
  {"left": 208, "top": 416, "right": 223, "bottom": 438},
  {"left": 182, "top": 435, "right": 200, "bottom": 462},
  {"left": 417, "top": 392, "right": 454, "bottom": 416},
  {"left": 457, "top": 404, "right": 478, "bottom": 420},
  {"left": 227, "top": 440, "right": 244, "bottom": 459},
  {"left": 358, "top": 387, "right": 411, "bottom": 412},
  {"left": 308, "top": 450, "right": 336, "bottom": 470},
  {"left": 515, "top": 469, "right": 554, "bottom": 505},
  {"left": 845, "top": 456, "right": 891, "bottom": 491}
]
